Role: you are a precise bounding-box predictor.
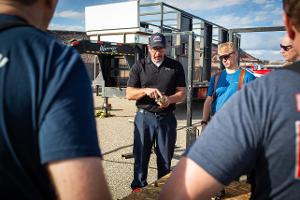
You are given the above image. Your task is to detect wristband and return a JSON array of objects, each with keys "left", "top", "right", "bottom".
[{"left": 200, "top": 120, "right": 208, "bottom": 125}]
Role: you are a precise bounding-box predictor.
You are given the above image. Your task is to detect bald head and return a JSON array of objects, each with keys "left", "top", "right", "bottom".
[{"left": 280, "top": 34, "right": 298, "bottom": 63}]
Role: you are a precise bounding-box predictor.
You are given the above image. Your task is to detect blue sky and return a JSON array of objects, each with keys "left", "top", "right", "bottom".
[{"left": 50, "top": 0, "right": 285, "bottom": 62}]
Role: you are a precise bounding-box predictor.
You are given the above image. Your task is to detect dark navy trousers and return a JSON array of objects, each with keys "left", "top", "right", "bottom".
[{"left": 131, "top": 109, "right": 177, "bottom": 189}]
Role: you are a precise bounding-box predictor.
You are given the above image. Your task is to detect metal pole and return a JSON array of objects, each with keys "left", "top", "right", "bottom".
[
  {"left": 186, "top": 32, "right": 196, "bottom": 148},
  {"left": 202, "top": 23, "right": 213, "bottom": 82},
  {"left": 93, "top": 55, "right": 98, "bottom": 96},
  {"left": 229, "top": 30, "right": 234, "bottom": 42},
  {"left": 103, "top": 97, "right": 109, "bottom": 117},
  {"left": 160, "top": 3, "right": 164, "bottom": 32},
  {"left": 234, "top": 34, "right": 241, "bottom": 66},
  {"left": 218, "top": 29, "right": 228, "bottom": 70}
]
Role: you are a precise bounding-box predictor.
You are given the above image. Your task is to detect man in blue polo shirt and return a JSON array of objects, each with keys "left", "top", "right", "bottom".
[
  {"left": 126, "top": 33, "right": 186, "bottom": 192},
  {"left": 160, "top": 0, "right": 300, "bottom": 199},
  {"left": 0, "top": 0, "right": 111, "bottom": 199}
]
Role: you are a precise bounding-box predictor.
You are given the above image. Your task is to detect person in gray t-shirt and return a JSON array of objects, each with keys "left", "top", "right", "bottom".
[{"left": 159, "top": 0, "right": 300, "bottom": 199}]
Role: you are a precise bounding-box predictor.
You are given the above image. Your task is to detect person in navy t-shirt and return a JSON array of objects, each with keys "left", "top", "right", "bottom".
[
  {"left": 0, "top": 0, "right": 111, "bottom": 199},
  {"left": 159, "top": 0, "right": 300, "bottom": 199}
]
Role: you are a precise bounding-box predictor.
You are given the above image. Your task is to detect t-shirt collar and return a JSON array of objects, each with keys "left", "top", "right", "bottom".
[{"left": 0, "top": 14, "right": 28, "bottom": 24}]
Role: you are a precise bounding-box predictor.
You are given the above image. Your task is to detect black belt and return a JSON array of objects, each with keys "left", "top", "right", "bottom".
[{"left": 138, "top": 109, "right": 173, "bottom": 116}]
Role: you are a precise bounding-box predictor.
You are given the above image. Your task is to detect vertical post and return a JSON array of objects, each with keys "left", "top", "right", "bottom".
[
  {"left": 202, "top": 23, "right": 212, "bottom": 82},
  {"left": 186, "top": 32, "right": 195, "bottom": 148},
  {"left": 93, "top": 55, "right": 103, "bottom": 96},
  {"left": 219, "top": 29, "right": 229, "bottom": 43},
  {"left": 94, "top": 55, "right": 98, "bottom": 96},
  {"left": 103, "top": 97, "right": 109, "bottom": 117},
  {"left": 230, "top": 31, "right": 241, "bottom": 66},
  {"left": 233, "top": 34, "right": 241, "bottom": 66},
  {"left": 229, "top": 30, "right": 234, "bottom": 42},
  {"left": 160, "top": 3, "right": 164, "bottom": 32},
  {"left": 218, "top": 29, "right": 229, "bottom": 70}
]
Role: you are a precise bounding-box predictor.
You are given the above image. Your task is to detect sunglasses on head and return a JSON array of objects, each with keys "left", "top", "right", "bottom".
[
  {"left": 220, "top": 52, "right": 234, "bottom": 61},
  {"left": 280, "top": 44, "right": 292, "bottom": 51}
]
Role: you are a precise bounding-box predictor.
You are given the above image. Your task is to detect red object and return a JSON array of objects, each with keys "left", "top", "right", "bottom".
[
  {"left": 252, "top": 69, "right": 272, "bottom": 75},
  {"left": 296, "top": 122, "right": 300, "bottom": 179},
  {"left": 246, "top": 65, "right": 272, "bottom": 76},
  {"left": 71, "top": 41, "right": 80, "bottom": 46},
  {"left": 132, "top": 188, "right": 142, "bottom": 193}
]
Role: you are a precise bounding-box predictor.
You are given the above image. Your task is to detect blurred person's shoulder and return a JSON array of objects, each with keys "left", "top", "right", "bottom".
[
  {"left": 7, "top": 26, "right": 69, "bottom": 51},
  {"left": 284, "top": 61, "right": 300, "bottom": 73},
  {"left": 0, "top": 16, "right": 71, "bottom": 55},
  {"left": 248, "top": 61, "right": 300, "bottom": 93}
]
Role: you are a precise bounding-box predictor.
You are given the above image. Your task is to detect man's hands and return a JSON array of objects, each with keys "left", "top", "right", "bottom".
[
  {"left": 144, "top": 88, "right": 162, "bottom": 99},
  {"left": 144, "top": 88, "right": 169, "bottom": 108},
  {"left": 155, "top": 95, "right": 170, "bottom": 108}
]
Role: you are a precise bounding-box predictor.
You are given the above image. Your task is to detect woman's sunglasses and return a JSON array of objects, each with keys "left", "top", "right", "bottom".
[{"left": 280, "top": 44, "right": 292, "bottom": 51}]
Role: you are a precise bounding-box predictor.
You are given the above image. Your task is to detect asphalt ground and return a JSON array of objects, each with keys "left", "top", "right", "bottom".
[{"left": 93, "top": 95, "right": 204, "bottom": 199}]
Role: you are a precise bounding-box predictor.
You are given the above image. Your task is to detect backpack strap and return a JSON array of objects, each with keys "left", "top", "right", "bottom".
[
  {"left": 212, "top": 71, "right": 222, "bottom": 100},
  {"left": 238, "top": 68, "right": 245, "bottom": 90},
  {"left": 0, "top": 20, "right": 29, "bottom": 32}
]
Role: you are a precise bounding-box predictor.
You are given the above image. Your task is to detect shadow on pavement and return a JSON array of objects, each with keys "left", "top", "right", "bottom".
[{"left": 102, "top": 144, "right": 133, "bottom": 156}]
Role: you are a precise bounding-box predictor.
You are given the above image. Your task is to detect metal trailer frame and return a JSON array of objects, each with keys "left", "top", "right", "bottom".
[
  {"left": 86, "top": 1, "right": 232, "bottom": 94},
  {"left": 81, "top": 1, "right": 286, "bottom": 148},
  {"left": 83, "top": 1, "right": 233, "bottom": 147}
]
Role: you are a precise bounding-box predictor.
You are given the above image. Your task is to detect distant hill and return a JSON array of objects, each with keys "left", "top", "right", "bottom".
[
  {"left": 48, "top": 30, "right": 87, "bottom": 44},
  {"left": 48, "top": 30, "right": 94, "bottom": 65}
]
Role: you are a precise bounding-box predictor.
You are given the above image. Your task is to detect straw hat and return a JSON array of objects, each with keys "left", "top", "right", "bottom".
[{"left": 218, "top": 42, "right": 236, "bottom": 56}]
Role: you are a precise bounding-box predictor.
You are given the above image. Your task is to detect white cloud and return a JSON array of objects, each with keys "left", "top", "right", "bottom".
[
  {"left": 209, "top": 14, "right": 253, "bottom": 28},
  {"left": 253, "top": 0, "right": 272, "bottom": 5},
  {"left": 151, "top": 0, "right": 276, "bottom": 29},
  {"left": 241, "top": 32, "right": 283, "bottom": 50},
  {"left": 208, "top": 7, "right": 282, "bottom": 28},
  {"left": 48, "top": 23, "right": 84, "bottom": 31},
  {"left": 246, "top": 50, "right": 283, "bottom": 62},
  {"left": 55, "top": 10, "right": 84, "bottom": 20},
  {"left": 240, "top": 31, "right": 286, "bottom": 61},
  {"left": 252, "top": 10, "right": 269, "bottom": 22},
  {"left": 141, "top": 0, "right": 246, "bottom": 10},
  {"left": 253, "top": 0, "right": 277, "bottom": 6},
  {"left": 272, "top": 19, "right": 284, "bottom": 26},
  {"left": 253, "top": 0, "right": 269, "bottom": 4}
]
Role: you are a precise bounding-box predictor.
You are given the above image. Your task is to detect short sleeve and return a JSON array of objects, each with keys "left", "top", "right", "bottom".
[
  {"left": 185, "top": 83, "right": 261, "bottom": 185},
  {"left": 207, "top": 74, "right": 216, "bottom": 97},
  {"left": 127, "top": 62, "right": 141, "bottom": 88},
  {"left": 175, "top": 62, "right": 186, "bottom": 87},
  {"left": 39, "top": 46, "right": 101, "bottom": 164}
]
